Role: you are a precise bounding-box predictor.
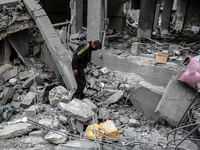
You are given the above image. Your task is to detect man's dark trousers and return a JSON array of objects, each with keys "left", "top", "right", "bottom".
[{"left": 72, "top": 69, "right": 86, "bottom": 100}]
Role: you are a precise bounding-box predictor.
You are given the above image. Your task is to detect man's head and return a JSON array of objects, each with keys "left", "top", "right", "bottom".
[{"left": 91, "top": 40, "right": 102, "bottom": 50}]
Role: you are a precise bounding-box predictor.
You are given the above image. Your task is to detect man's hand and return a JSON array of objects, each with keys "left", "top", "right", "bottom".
[{"left": 73, "top": 69, "right": 78, "bottom": 75}]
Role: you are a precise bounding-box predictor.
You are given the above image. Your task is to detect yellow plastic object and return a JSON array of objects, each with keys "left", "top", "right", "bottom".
[
  {"left": 84, "top": 124, "right": 103, "bottom": 140},
  {"left": 99, "top": 120, "right": 119, "bottom": 141}
]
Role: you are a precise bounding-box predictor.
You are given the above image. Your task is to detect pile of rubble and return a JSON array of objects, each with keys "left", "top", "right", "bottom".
[{"left": 0, "top": 54, "right": 199, "bottom": 150}]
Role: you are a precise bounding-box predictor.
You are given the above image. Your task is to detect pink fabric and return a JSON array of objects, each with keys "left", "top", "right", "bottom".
[{"left": 177, "top": 57, "right": 200, "bottom": 89}]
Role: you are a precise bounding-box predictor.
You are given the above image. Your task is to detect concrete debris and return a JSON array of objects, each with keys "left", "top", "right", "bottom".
[
  {"left": 58, "top": 99, "right": 94, "bottom": 122},
  {"left": 49, "top": 86, "right": 71, "bottom": 107},
  {"left": 106, "top": 90, "right": 124, "bottom": 105},
  {"left": 44, "top": 130, "right": 67, "bottom": 144},
  {"left": 20, "top": 92, "right": 35, "bottom": 108},
  {"left": 0, "top": 123, "right": 36, "bottom": 140},
  {"left": 0, "top": 0, "right": 200, "bottom": 149}
]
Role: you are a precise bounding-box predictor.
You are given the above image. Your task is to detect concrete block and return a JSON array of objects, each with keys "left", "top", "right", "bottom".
[
  {"left": 0, "top": 87, "right": 14, "bottom": 106},
  {"left": 49, "top": 86, "right": 70, "bottom": 107},
  {"left": 155, "top": 73, "right": 199, "bottom": 126},
  {"left": 11, "top": 101, "right": 21, "bottom": 108},
  {"left": 45, "top": 130, "right": 67, "bottom": 144},
  {"left": 74, "top": 120, "right": 84, "bottom": 133},
  {"left": 128, "top": 119, "right": 141, "bottom": 127},
  {"left": 57, "top": 99, "right": 94, "bottom": 122},
  {"left": 22, "top": 73, "right": 39, "bottom": 88},
  {"left": 131, "top": 80, "right": 164, "bottom": 118},
  {"left": 131, "top": 42, "right": 140, "bottom": 56},
  {"left": 8, "top": 78, "right": 17, "bottom": 85},
  {"left": 18, "top": 70, "right": 34, "bottom": 80},
  {"left": 25, "top": 104, "right": 44, "bottom": 116},
  {"left": 0, "top": 123, "right": 36, "bottom": 140},
  {"left": 20, "top": 92, "right": 35, "bottom": 108},
  {"left": 2, "top": 68, "right": 18, "bottom": 81},
  {"left": 106, "top": 90, "right": 123, "bottom": 105}
]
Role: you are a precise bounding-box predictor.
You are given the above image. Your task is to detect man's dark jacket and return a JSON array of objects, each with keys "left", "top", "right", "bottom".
[{"left": 72, "top": 41, "right": 92, "bottom": 70}]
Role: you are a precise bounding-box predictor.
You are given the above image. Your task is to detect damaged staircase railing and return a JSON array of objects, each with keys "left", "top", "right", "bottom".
[{"left": 166, "top": 90, "right": 200, "bottom": 149}]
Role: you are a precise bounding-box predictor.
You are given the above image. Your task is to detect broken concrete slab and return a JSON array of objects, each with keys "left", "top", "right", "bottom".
[
  {"left": 57, "top": 99, "right": 94, "bottom": 122},
  {"left": 49, "top": 86, "right": 70, "bottom": 107},
  {"left": 155, "top": 73, "right": 199, "bottom": 126},
  {"left": 0, "top": 123, "right": 36, "bottom": 140},
  {"left": 24, "top": 0, "right": 76, "bottom": 90},
  {"left": 83, "top": 98, "right": 97, "bottom": 111},
  {"left": 0, "top": 87, "right": 14, "bottom": 106},
  {"left": 20, "top": 92, "right": 35, "bottom": 108},
  {"left": 2, "top": 68, "right": 18, "bottom": 82},
  {"left": 55, "top": 140, "right": 101, "bottom": 150},
  {"left": 22, "top": 73, "right": 39, "bottom": 88},
  {"left": 45, "top": 130, "right": 67, "bottom": 144},
  {"left": 18, "top": 70, "right": 34, "bottom": 81},
  {"left": 24, "top": 104, "right": 44, "bottom": 116},
  {"left": 39, "top": 118, "right": 60, "bottom": 134},
  {"left": 106, "top": 90, "right": 123, "bottom": 105}
]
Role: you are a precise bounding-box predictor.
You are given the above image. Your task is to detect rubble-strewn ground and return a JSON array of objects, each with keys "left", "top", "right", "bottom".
[{"left": 1, "top": 1, "right": 200, "bottom": 150}]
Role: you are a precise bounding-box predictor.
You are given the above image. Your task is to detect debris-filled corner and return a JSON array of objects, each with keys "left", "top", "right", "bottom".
[{"left": 1, "top": 0, "right": 200, "bottom": 150}]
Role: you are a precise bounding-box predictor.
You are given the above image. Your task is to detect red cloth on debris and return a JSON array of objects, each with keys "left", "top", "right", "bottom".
[{"left": 177, "top": 57, "right": 200, "bottom": 89}]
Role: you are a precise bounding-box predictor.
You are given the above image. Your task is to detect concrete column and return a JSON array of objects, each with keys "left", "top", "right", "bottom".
[
  {"left": 153, "top": 4, "right": 161, "bottom": 31},
  {"left": 87, "top": 0, "right": 103, "bottom": 41},
  {"left": 174, "top": 0, "right": 188, "bottom": 32},
  {"left": 137, "top": 0, "right": 157, "bottom": 38},
  {"left": 70, "top": 0, "right": 83, "bottom": 34},
  {"left": 161, "top": 0, "right": 174, "bottom": 35}
]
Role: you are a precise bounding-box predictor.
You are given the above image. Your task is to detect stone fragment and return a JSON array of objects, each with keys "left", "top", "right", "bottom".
[
  {"left": 0, "top": 87, "right": 14, "bottom": 106},
  {"left": 25, "top": 104, "right": 44, "bottom": 116},
  {"left": 22, "top": 73, "right": 39, "bottom": 88},
  {"left": 18, "top": 70, "right": 34, "bottom": 81},
  {"left": 2, "top": 68, "right": 18, "bottom": 81},
  {"left": 29, "top": 130, "right": 44, "bottom": 137},
  {"left": 0, "top": 123, "right": 36, "bottom": 140},
  {"left": 92, "top": 69, "right": 99, "bottom": 77},
  {"left": 45, "top": 130, "right": 67, "bottom": 144},
  {"left": 23, "top": 136, "right": 48, "bottom": 145},
  {"left": 57, "top": 99, "right": 94, "bottom": 122},
  {"left": 128, "top": 119, "right": 141, "bottom": 127},
  {"left": 74, "top": 120, "right": 84, "bottom": 133},
  {"left": 58, "top": 115, "right": 68, "bottom": 125},
  {"left": 106, "top": 90, "right": 123, "bottom": 105},
  {"left": 8, "top": 78, "right": 17, "bottom": 85},
  {"left": 100, "top": 66, "right": 109, "bottom": 74},
  {"left": 120, "top": 116, "right": 129, "bottom": 124},
  {"left": 39, "top": 118, "right": 60, "bottom": 134},
  {"left": 131, "top": 42, "right": 140, "bottom": 56},
  {"left": 20, "top": 92, "right": 35, "bottom": 108},
  {"left": 49, "top": 86, "right": 70, "bottom": 107}
]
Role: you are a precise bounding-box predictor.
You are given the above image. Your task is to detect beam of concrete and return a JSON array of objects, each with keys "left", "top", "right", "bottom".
[
  {"left": 161, "top": 0, "right": 174, "bottom": 34},
  {"left": 23, "top": 0, "right": 76, "bottom": 90},
  {"left": 155, "top": 72, "right": 199, "bottom": 126},
  {"left": 174, "top": 0, "right": 188, "bottom": 32},
  {"left": 87, "top": 0, "right": 103, "bottom": 41},
  {"left": 137, "top": 0, "right": 157, "bottom": 38}
]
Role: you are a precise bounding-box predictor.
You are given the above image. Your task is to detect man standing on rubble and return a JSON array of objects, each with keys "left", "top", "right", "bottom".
[{"left": 71, "top": 40, "right": 102, "bottom": 100}]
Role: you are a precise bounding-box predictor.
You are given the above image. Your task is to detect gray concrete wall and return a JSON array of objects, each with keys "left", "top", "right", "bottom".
[{"left": 92, "top": 51, "right": 177, "bottom": 87}]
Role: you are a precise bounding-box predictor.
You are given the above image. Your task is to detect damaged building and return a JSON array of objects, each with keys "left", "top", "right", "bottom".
[{"left": 1, "top": 0, "right": 200, "bottom": 149}]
